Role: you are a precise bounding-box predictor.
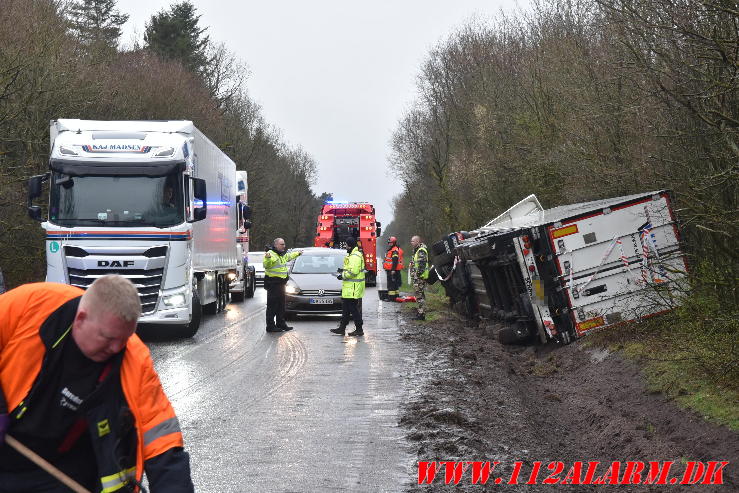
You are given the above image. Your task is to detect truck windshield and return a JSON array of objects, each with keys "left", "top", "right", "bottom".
[{"left": 49, "top": 173, "right": 184, "bottom": 227}]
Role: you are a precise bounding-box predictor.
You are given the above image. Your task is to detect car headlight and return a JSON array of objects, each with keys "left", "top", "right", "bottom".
[
  {"left": 285, "top": 282, "right": 299, "bottom": 295},
  {"left": 162, "top": 287, "right": 189, "bottom": 308}
]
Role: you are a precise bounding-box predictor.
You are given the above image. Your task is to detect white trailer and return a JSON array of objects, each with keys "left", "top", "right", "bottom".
[
  {"left": 446, "top": 191, "right": 688, "bottom": 344},
  {"left": 28, "top": 119, "right": 241, "bottom": 337}
]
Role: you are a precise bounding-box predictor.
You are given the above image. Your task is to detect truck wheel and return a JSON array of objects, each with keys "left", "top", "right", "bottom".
[
  {"left": 220, "top": 275, "right": 230, "bottom": 311},
  {"left": 365, "top": 272, "right": 376, "bottom": 287},
  {"left": 232, "top": 269, "right": 246, "bottom": 303},
  {"left": 203, "top": 278, "right": 219, "bottom": 315},
  {"left": 245, "top": 267, "right": 255, "bottom": 298},
  {"left": 182, "top": 291, "right": 202, "bottom": 338},
  {"left": 498, "top": 326, "right": 524, "bottom": 345}
]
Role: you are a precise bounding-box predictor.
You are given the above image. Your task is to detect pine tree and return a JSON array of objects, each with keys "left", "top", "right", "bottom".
[
  {"left": 68, "top": 0, "right": 129, "bottom": 53},
  {"left": 144, "top": 1, "right": 210, "bottom": 76}
]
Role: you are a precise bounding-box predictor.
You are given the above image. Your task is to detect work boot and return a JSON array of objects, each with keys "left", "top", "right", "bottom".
[
  {"left": 279, "top": 325, "right": 294, "bottom": 331},
  {"left": 266, "top": 326, "right": 282, "bottom": 333},
  {"left": 330, "top": 325, "right": 346, "bottom": 335},
  {"left": 347, "top": 326, "right": 364, "bottom": 337}
]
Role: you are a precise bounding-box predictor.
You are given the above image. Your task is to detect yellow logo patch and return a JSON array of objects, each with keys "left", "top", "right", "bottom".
[{"left": 97, "top": 419, "right": 111, "bottom": 437}]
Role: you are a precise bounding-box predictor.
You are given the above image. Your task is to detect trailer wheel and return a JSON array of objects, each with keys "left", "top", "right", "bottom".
[
  {"left": 182, "top": 290, "right": 202, "bottom": 338},
  {"left": 245, "top": 267, "right": 255, "bottom": 298}
]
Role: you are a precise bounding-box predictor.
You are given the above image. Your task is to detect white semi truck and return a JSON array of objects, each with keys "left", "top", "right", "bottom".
[
  {"left": 230, "top": 170, "right": 256, "bottom": 301},
  {"left": 27, "top": 119, "right": 248, "bottom": 337}
]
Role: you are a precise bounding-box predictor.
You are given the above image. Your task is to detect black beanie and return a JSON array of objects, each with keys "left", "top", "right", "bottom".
[{"left": 346, "top": 237, "right": 357, "bottom": 248}]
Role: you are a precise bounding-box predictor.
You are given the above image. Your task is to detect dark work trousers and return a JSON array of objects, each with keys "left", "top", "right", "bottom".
[
  {"left": 340, "top": 298, "right": 363, "bottom": 329},
  {"left": 265, "top": 280, "right": 287, "bottom": 328},
  {"left": 386, "top": 270, "right": 401, "bottom": 298}
]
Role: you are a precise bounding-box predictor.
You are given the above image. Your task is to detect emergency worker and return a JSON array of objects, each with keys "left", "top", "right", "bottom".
[
  {"left": 409, "top": 235, "right": 430, "bottom": 321},
  {"left": 263, "top": 237, "right": 302, "bottom": 332},
  {"left": 0, "top": 275, "right": 194, "bottom": 492},
  {"left": 330, "top": 237, "right": 365, "bottom": 337},
  {"left": 382, "top": 236, "right": 404, "bottom": 301}
]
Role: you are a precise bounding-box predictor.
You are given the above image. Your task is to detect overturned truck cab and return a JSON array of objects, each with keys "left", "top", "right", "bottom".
[{"left": 432, "top": 191, "right": 688, "bottom": 345}]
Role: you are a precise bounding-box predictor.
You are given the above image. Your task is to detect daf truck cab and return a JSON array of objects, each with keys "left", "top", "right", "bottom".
[{"left": 28, "top": 119, "right": 242, "bottom": 337}]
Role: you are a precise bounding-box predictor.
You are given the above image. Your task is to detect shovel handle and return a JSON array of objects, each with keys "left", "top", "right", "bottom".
[{"left": 5, "top": 434, "right": 91, "bottom": 493}]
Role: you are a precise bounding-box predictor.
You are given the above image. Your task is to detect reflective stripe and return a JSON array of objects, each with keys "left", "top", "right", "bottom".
[
  {"left": 100, "top": 466, "right": 136, "bottom": 493},
  {"left": 143, "top": 416, "right": 181, "bottom": 446},
  {"left": 344, "top": 278, "right": 364, "bottom": 282}
]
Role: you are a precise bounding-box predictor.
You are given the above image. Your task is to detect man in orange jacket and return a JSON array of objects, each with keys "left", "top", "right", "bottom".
[
  {"left": 382, "top": 236, "right": 404, "bottom": 301},
  {"left": 0, "top": 275, "right": 194, "bottom": 492}
]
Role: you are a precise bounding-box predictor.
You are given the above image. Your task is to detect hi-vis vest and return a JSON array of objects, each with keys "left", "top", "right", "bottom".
[
  {"left": 383, "top": 246, "right": 404, "bottom": 271},
  {"left": 263, "top": 250, "right": 301, "bottom": 279},
  {"left": 412, "top": 245, "right": 430, "bottom": 280},
  {"left": 342, "top": 247, "right": 365, "bottom": 299},
  {"left": 0, "top": 283, "right": 185, "bottom": 492}
]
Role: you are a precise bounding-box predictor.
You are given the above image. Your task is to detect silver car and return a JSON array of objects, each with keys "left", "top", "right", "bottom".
[
  {"left": 249, "top": 251, "right": 266, "bottom": 287},
  {"left": 285, "top": 247, "right": 346, "bottom": 318}
]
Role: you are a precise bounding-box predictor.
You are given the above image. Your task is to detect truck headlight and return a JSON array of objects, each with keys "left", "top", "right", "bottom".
[{"left": 162, "top": 289, "right": 188, "bottom": 308}]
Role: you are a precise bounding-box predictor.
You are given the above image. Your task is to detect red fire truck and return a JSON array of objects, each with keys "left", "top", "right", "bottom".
[{"left": 314, "top": 202, "right": 381, "bottom": 286}]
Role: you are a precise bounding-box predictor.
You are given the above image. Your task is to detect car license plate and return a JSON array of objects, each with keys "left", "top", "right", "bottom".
[{"left": 309, "top": 298, "right": 333, "bottom": 304}]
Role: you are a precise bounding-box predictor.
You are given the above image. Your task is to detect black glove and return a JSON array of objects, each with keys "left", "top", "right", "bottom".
[
  {"left": 0, "top": 413, "right": 9, "bottom": 445},
  {"left": 336, "top": 273, "right": 343, "bottom": 280}
]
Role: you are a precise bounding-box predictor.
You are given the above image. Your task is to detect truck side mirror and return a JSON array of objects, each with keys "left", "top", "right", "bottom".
[
  {"left": 243, "top": 204, "right": 251, "bottom": 220},
  {"left": 375, "top": 221, "right": 381, "bottom": 228},
  {"left": 377, "top": 227, "right": 382, "bottom": 237},
  {"left": 27, "top": 173, "right": 49, "bottom": 222},
  {"left": 189, "top": 177, "right": 207, "bottom": 222},
  {"left": 28, "top": 206, "right": 43, "bottom": 221},
  {"left": 243, "top": 220, "right": 252, "bottom": 230}
]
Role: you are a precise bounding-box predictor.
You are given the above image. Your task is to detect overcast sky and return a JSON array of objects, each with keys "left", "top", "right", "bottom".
[{"left": 119, "top": 0, "right": 525, "bottom": 227}]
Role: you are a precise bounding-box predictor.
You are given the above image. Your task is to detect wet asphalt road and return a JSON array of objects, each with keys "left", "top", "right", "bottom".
[{"left": 145, "top": 287, "right": 415, "bottom": 492}]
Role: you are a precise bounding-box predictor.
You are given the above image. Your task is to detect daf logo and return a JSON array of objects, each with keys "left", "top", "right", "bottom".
[
  {"left": 97, "top": 260, "right": 134, "bottom": 268},
  {"left": 318, "top": 289, "right": 325, "bottom": 296}
]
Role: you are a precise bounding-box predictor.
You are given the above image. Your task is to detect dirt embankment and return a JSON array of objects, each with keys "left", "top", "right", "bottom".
[{"left": 399, "top": 313, "right": 738, "bottom": 492}]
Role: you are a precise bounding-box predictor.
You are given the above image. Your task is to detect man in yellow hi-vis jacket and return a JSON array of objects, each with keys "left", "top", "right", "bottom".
[
  {"left": 263, "top": 238, "right": 302, "bottom": 332},
  {"left": 330, "top": 237, "right": 365, "bottom": 337}
]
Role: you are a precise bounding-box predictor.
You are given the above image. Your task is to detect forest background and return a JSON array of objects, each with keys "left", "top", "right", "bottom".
[{"left": 0, "top": 0, "right": 325, "bottom": 290}]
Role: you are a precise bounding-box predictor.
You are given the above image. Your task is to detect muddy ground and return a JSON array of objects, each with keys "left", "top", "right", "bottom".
[{"left": 398, "top": 310, "right": 738, "bottom": 492}]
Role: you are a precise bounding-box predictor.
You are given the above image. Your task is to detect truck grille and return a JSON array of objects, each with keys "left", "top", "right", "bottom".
[{"left": 65, "top": 246, "right": 168, "bottom": 315}]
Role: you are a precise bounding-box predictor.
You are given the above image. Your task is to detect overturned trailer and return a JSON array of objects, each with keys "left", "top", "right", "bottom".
[{"left": 432, "top": 191, "right": 688, "bottom": 344}]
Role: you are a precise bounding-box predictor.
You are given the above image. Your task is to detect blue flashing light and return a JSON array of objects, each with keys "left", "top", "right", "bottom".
[{"left": 326, "top": 200, "right": 349, "bottom": 204}]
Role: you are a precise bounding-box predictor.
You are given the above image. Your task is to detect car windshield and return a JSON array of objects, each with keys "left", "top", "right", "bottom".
[
  {"left": 49, "top": 172, "right": 184, "bottom": 227},
  {"left": 292, "top": 253, "right": 345, "bottom": 274}
]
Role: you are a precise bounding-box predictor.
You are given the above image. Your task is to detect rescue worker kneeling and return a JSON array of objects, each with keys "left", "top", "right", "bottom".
[
  {"left": 0, "top": 275, "right": 194, "bottom": 492},
  {"left": 331, "top": 237, "right": 365, "bottom": 337}
]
